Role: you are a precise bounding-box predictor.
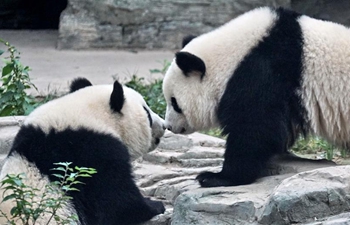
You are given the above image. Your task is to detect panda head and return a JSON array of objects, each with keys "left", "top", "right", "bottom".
[
  {"left": 26, "top": 78, "right": 165, "bottom": 159},
  {"left": 163, "top": 43, "right": 224, "bottom": 134}
]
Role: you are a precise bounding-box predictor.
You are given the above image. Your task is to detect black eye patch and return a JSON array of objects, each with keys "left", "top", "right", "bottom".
[
  {"left": 171, "top": 97, "right": 182, "bottom": 114},
  {"left": 143, "top": 106, "right": 153, "bottom": 127}
]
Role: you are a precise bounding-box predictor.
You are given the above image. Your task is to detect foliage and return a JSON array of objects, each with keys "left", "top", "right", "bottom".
[
  {"left": 0, "top": 39, "right": 57, "bottom": 117},
  {"left": 291, "top": 136, "right": 347, "bottom": 160},
  {"left": 0, "top": 162, "right": 97, "bottom": 225},
  {"left": 124, "top": 60, "right": 170, "bottom": 118}
]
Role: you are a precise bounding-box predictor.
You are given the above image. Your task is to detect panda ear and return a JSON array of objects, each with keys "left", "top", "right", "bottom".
[
  {"left": 182, "top": 35, "right": 197, "bottom": 48},
  {"left": 70, "top": 77, "right": 93, "bottom": 93},
  {"left": 110, "top": 80, "right": 125, "bottom": 113},
  {"left": 175, "top": 51, "right": 206, "bottom": 78}
]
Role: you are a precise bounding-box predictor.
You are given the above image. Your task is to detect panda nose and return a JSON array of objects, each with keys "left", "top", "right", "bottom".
[
  {"left": 166, "top": 125, "right": 172, "bottom": 131},
  {"left": 162, "top": 124, "right": 166, "bottom": 130}
]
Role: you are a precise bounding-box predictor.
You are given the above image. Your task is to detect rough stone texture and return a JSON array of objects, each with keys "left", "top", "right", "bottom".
[
  {"left": 58, "top": 0, "right": 350, "bottom": 50},
  {"left": 0, "top": 116, "right": 24, "bottom": 171},
  {"left": 259, "top": 166, "right": 350, "bottom": 225},
  {"left": 1, "top": 117, "right": 350, "bottom": 225},
  {"left": 0, "top": 116, "right": 24, "bottom": 155},
  {"left": 58, "top": 0, "right": 291, "bottom": 50},
  {"left": 292, "top": 0, "right": 350, "bottom": 27}
]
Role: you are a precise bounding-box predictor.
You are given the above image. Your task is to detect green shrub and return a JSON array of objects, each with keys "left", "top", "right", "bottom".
[
  {"left": 0, "top": 162, "right": 97, "bottom": 225},
  {"left": 124, "top": 60, "right": 170, "bottom": 118},
  {"left": 291, "top": 136, "right": 346, "bottom": 160},
  {"left": 0, "top": 39, "right": 57, "bottom": 117},
  {"left": 125, "top": 76, "right": 166, "bottom": 118}
]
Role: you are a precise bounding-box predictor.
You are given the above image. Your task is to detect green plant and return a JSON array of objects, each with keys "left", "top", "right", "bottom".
[
  {"left": 291, "top": 136, "right": 344, "bottom": 160},
  {"left": 125, "top": 76, "right": 166, "bottom": 118},
  {"left": 0, "top": 39, "right": 40, "bottom": 116},
  {"left": 123, "top": 60, "right": 170, "bottom": 118},
  {"left": 0, "top": 162, "right": 97, "bottom": 225}
]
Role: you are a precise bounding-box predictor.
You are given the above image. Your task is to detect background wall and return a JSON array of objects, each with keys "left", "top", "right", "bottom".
[
  {"left": 2, "top": 0, "right": 345, "bottom": 50},
  {"left": 57, "top": 0, "right": 289, "bottom": 49}
]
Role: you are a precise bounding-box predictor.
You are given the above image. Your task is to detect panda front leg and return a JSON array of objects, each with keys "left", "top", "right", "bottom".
[{"left": 196, "top": 122, "right": 287, "bottom": 187}]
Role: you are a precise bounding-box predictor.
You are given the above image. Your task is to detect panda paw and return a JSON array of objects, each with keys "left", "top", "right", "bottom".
[
  {"left": 144, "top": 198, "right": 166, "bottom": 215},
  {"left": 196, "top": 171, "right": 234, "bottom": 187}
]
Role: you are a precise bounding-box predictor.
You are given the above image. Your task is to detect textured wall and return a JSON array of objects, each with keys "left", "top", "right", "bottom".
[
  {"left": 57, "top": 0, "right": 350, "bottom": 50},
  {"left": 57, "top": 0, "right": 290, "bottom": 50}
]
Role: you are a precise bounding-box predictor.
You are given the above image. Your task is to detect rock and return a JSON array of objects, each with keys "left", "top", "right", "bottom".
[
  {"left": 58, "top": 0, "right": 291, "bottom": 50},
  {"left": 169, "top": 158, "right": 339, "bottom": 225},
  {"left": 292, "top": 0, "right": 350, "bottom": 27},
  {"left": 1, "top": 116, "right": 350, "bottom": 224},
  {"left": 259, "top": 166, "right": 350, "bottom": 225},
  {"left": 58, "top": 0, "right": 350, "bottom": 50},
  {"left": 0, "top": 116, "right": 24, "bottom": 155}
]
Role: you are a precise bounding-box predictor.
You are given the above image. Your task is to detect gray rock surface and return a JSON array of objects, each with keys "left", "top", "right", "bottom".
[
  {"left": 0, "top": 116, "right": 24, "bottom": 155},
  {"left": 58, "top": 0, "right": 290, "bottom": 50},
  {"left": 1, "top": 117, "right": 350, "bottom": 224},
  {"left": 58, "top": 0, "right": 350, "bottom": 50},
  {"left": 292, "top": 0, "right": 350, "bottom": 27}
]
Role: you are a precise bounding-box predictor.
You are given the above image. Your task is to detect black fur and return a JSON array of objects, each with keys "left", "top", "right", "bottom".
[
  {"left": 143, "top": 106, "right": 153, "bottom": 126},
  {"left": 175, "top": 52, "right": 206, "bottom": 78},
  {"left": 110, "top": 80, "right": 125, "bottom": 113},
  {"left": 182, "top": 35, "right": 197, "bottom": 48},
  {"left": 70, "top": 77, "right": 93, "bottom": 93},
  {"left": 171, "top": 97, "right": 182, "bottom": 114},
  {"left": 9, "top": 125, "right": 165, "bottom": 225},
  {"left": 196, "top": 7, "right": 307, "bottom": 187}
]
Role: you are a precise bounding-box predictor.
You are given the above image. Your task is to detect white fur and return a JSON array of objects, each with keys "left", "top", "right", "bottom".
[
  {"left": 0, "top": 83, "right": 165, "bottom": 224},
  {"left": 25, "top": 84, "right": 164, "bottom": 159},
  {"left": 0, "top": 154, "right": 78, "bottom": 225},
  {"left": 299, "top": 15, "right": 350, "bottom": 147},
  {"left": 163, "top": 7, "right": 277, "bottom": 133}
]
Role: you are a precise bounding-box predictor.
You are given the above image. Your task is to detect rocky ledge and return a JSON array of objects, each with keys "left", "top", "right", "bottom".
[{"left": 1, "top": 116, "right": 350, "bottom": 224}]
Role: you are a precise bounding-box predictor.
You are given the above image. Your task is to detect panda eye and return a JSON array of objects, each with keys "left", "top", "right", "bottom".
[
  {"left": 171, "top": 97, "right": 182, "bottom": 114},
  {"left": 143, "top": 106, "right": 153, "bottom": 127}
]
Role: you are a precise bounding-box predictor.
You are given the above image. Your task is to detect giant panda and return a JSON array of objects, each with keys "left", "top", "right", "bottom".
[
  {"left": 162, "top": 6, "right": 350, "bottom": 187},
  {"left": 0, "top": 77, "right": 165, "bottom": 224}
]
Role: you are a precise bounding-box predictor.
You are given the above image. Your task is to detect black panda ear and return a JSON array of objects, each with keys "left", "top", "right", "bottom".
[
  {"left": 182, "top": 35, "right": 197, "bottom": 48},
  {"left": 110, "top": 80, "right": 125, "bottom": 113},
  {"left": 70, "top": 77, "right": 93, "bottom": 93},
  {"left": 175, "top": 51, "right": 206, "bottom": 78}
]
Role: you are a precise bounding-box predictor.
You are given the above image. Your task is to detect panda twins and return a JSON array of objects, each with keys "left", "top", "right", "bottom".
[
  {"left": 0, "top": 78, "right": 165, "bottom": 225},
  {"left": 163, "top": 7, "right": 350, "bottom": 187}
]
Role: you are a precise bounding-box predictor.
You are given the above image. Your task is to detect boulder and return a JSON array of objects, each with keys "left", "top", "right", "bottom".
[{"left": 1, "top": 117, "right": 350, "bottom": 224}]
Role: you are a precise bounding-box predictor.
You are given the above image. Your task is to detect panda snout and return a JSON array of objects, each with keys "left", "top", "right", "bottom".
[
  {"left": 166, "top": 125, "right": 172, "bottom": 131},
  {"left": 155, "top": 138, "right": 160, "bottom": 145}
]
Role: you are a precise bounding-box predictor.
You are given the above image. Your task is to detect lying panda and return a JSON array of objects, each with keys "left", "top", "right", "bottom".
[
  {"left": 163, "top": 7, "right": 350, "bottom": 187},
  {"left": 0, "top": 78, "right": 165, "bottom": 224}
]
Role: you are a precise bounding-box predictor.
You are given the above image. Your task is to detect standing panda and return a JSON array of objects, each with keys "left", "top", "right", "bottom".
[
  {"left": 0, "top": 77, "right": 165, "bottom": 224},
  {"left": 162, "top": 7, "right": 350, "bottom": 187}
]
